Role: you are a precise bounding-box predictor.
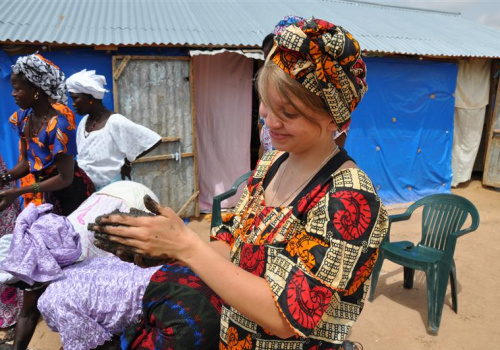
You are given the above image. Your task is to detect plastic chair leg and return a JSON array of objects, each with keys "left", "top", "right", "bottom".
[
  {"left": 449, "top": 260, "right": 458, "bottom": 313},
  {"left": 427, "top": 264, "right": 452, "bottom": 334},
  {"left": 368, "top": 254, "right": 384, "bottom": 302},
  {"left": 403, "top": 267, "right": 414, "bottom": 289},
  {"left": 425, "top": 268, "right": 439, "bottom": 333}
]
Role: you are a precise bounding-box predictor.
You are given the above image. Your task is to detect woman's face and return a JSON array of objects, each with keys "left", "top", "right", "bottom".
[
  {"left": 10, "top": 73, "right": 36, "bottom": 110},
  {"left": 69, "top": 92, "right": 91, "bottom": 116},
  {"left": 263, "top": 83, "right": 336, "bottom": 155}
]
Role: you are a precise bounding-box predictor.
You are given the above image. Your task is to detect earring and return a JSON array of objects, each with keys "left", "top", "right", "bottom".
[
  {"left": 89, "top": 100, "right": 93, "bottom": 105},
  {"left": 34, "top": 92, "right": 39, "bottom": 100}
]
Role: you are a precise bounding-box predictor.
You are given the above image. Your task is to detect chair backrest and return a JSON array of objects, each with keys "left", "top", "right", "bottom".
[{"left": 406, "top": 194, "right": 479, "bottom": 252}]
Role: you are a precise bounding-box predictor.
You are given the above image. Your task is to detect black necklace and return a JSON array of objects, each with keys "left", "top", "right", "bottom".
[
  {"left": 29, "top": 113, "right": 49, "bottom": 138},
  {"left": 84, "top": 112, "right": 105, "bottom": 138}
]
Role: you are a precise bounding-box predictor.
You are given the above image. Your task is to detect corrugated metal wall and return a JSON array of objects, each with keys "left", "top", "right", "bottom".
[{"left": 113, "top": 56, "right": 197, "bottom": 216}]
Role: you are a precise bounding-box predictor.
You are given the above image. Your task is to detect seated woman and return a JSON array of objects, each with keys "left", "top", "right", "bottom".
[
  {"left": 0, "top": 53, "right": 95, "bottom": 350},
  {"left": 37, "top": 181, "right": 164, "bottom": 350},
  {"left": 97, "top": 17, "right": 388, "bottom": 350},
  {"left": 66, "top": 69, "right": 161, "bottom": 190}
]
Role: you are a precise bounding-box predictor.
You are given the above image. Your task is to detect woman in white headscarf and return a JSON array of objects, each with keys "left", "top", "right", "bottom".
[{"left": 66, "top": 70, "right": 161, "bottom": 190}]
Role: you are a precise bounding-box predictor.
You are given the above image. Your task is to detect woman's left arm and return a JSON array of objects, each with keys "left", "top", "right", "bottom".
[
  {"left": 0, "top": 154, "right": 74, "bottom": 210},
  {"left": 0, "top": 153, "right": 74, "bottom": 202},
  {"left": 98, "top": 206, "right": 296, "bottom": 339}
]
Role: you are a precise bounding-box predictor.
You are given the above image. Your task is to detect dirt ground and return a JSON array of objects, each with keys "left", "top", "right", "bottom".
[{"left": 16, "top": 177, "right": 500, "bottom": 349}]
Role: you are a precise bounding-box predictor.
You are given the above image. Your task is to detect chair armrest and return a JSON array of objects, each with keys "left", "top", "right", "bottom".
[
  {"left": 389, "top": 212, "right": 412, "bottom": 223},
  {"left": 384, "top": 211, "right": 413, "bottom": 243},
  {"left": 211, "top": 171, "right": 252, "bottom": 229}
]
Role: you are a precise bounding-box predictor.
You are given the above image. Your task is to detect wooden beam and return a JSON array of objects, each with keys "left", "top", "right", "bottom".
[
  {"left": 94, "top": 45, "right": 118, "bottom": 51},
  {"left": 133, "top": 152, "right": 194, "bottom": 164},
  {"left": 113, "top": 56, "right": 131, "bottom": 80},
  {"left": 161, "top": 137, "right": 181, "bottom": 142},
  {"left": 189, "top": 57, "right": 200, "bottom": 217},
  {"left": 113, "top": 55, "right": 189, "bottom": 61},
  {"left": 176, "top": 191, "right": 200, "bottom": 217}
]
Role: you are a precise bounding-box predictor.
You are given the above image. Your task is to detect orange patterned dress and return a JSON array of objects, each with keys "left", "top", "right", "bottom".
[
  {"left": 212, "top": 149, "right": 388, "bottom": 349},
  {"left": 9, "top": 105, "right": 94, "bottom": 215}
]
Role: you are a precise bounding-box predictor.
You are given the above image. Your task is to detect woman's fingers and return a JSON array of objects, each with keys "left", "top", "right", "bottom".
[
  {"left": 92, "top": 222, "right": 144, "bottom": 240},
  {"left": 96, "top": 213, "right": 155, "bottom": 228},
  {"left": 143, "top": 195, "right": 176, "bottom": 219},
  {"left": 143, "top": 195, "right": 162, "bottom": 215}
]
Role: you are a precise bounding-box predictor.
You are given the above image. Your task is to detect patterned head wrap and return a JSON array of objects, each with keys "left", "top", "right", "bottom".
[
  {"left": 269, "top": 17, "right": 367, "bottom": 132},
  {"left": 272, "top": 15, "right": 306, "bottom": 35},
  {"left": 66, "top": 69, "right": 109, "bottom": 100},
  {"left": 11, "top": 54, "right": 68, "bottom": 104}
]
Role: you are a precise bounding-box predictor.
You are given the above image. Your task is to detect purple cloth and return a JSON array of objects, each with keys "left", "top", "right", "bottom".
[
  {"left": 0, "top": 203, "right": 81, "bottom": 285},
  {"left": 38, "top": 256, "right": 158, "bottom": 350}
]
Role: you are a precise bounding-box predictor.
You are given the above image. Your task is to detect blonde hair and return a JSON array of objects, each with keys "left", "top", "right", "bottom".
[{"left": 256, "top": 61, "right": 330, "bottom": 127}]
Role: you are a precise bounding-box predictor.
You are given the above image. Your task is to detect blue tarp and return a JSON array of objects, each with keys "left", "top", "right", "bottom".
[
  {"left": 0, "top": 51, "right": 457, "bottom": 205},
  {"left": 346, "top": 57, "right": 458, "bottom": 204}
]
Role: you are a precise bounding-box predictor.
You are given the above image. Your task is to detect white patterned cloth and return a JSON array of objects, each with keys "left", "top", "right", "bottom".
[
  {"left": 70, "top": 181, "right": 160, "bottom": 262},
  {"left": 77, "top": 114, "right": 161, "bottom": 189}
]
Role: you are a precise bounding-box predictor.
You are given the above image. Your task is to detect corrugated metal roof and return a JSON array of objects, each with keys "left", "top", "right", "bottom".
[{"left": 1, "top": 0, "right": 500, "bottom": 58}]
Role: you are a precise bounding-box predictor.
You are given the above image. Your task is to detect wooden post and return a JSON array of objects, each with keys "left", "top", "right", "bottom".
[
  {"left": 189, "top": 57, "right": 201, "bottom": 217},
  {"left": 483, "top": 64, "right": 500, "bottom": 187}
]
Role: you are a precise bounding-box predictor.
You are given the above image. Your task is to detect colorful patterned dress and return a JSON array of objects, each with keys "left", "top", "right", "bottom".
[
  {"left": 9, "top": 105, "right": 94, "bottom": 215},
  {"left": 211, "top": 149, "right": 388, "bottom": 349},
  {"left": 0, "top": 153, "right": 22, "bottom": 328}
]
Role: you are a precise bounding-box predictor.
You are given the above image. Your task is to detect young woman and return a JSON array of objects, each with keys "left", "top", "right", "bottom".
[
  {"left": 0, "top": 53, "right": 94, "bottom": 350},
  {"left": 94, "top": 17, "right": 389, "bottom": 349},
  {"left": 66, "top": 69, "right": 161, "bottom": 190},
  {"left": 0, "top": 54, "right": 94, "bottom": 216}
]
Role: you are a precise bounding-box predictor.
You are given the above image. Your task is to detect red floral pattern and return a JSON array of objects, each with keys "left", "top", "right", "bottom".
[
  {"left": 239, "top": 244, "right": 266, "bottom": 277},
  {"left": 331, "top": 190, "right": 371, "bottom": 240},
  {"left": 287, "top": 269, "right": 333, "bottom": 330}
]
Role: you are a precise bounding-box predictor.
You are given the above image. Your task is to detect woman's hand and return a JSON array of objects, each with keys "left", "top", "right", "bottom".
[
  {"left": 0, "top": 189, "right": 18, "bottom": 212},
  {"left": 93, "top": 201, "right": 201, "bottom": 262},
  {"left": 120, "top": 159, "right": 132, "bottom": 180}
]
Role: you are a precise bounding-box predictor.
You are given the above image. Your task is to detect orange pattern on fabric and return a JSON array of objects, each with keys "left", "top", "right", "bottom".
[
  {"left": 52, "top": 103, "right": 76, "bottom": 129},
  {"left": 344, "top": 250, "right": 378, "bottom": 296},
  {"left": 46, "top": 117, "right": 57, "bottom": 133},
  {"left": 286, "top": 230, "right": 328, "bottom": 270},
  {"left": 36, "top": 54, "right": 60, "bottom": 69},
  {"left": 225, "top": 327, "right": 252, "bottom": 350},
  {"left": 20, "top": 174, "right": 43, "bottom": 207},
  {"left": 56, "top": 128, "right": 69, "bottom": 153}
]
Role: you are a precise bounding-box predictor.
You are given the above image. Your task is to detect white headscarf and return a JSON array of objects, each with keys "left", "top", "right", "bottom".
[{"left": 66, "top": 69, "right": 109, "bottom": 100}]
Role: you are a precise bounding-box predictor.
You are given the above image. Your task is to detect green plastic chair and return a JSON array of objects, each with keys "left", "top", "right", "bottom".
[
  {"left": 211, "top": 171, "right": 252, "bottom": 228},
  {"left": 368, "top": 193, "right": 480, "bottom": 333}
]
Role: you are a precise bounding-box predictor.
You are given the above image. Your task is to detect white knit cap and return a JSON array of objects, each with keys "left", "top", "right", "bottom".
[{"left": 66, "top": 69, "right": 109, "bottom": 100}]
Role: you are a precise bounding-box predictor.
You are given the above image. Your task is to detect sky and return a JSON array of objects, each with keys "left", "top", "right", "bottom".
[{"left": 375, "top": 1, "right": 500, "bottom": 30}]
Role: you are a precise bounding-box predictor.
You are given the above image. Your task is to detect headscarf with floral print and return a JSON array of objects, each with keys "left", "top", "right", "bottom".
[
  {"left": 268, "top": 17, "right": 367, "bottom": 132},
  {"left": 11, "top": 53, "right": 68, "bottom": 104}
]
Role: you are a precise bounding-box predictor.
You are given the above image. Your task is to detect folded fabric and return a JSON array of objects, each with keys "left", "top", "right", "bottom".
[{"left": 0, "top": 203, "right": 81, "bottom": 285}]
